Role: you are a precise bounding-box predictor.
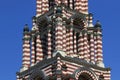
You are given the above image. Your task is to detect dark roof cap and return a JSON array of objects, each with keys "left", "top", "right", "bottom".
[
  {"left": 94, "top": 20, "right": 102, "bottom": 28},
  {"left": 23, "top": 24, "right": 29, "bottom": 32}
]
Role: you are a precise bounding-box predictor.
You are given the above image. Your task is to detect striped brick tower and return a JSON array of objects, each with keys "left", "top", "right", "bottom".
[
  {"left": 78, "top": 32, "right": 84, "bottom": 59},
  {"left": 22, "top": 24, "right": 30, "bottom": 70},
  {"left": 47, "top": 29, "right": 52, "bottom": 58},
  {"left": 17, "top": 0, "right": 111, "bottom": 80},
  {"left": 95, "top": 21, "right": 104, "bottom": 67}
]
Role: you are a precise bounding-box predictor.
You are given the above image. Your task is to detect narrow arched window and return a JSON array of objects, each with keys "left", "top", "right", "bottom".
[{"left": 49, "top": 0, "right": 55, "bottom": 10}]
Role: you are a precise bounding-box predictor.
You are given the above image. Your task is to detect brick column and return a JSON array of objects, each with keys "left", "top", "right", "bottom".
[
  {"left": 22, "top": 24, "right": 30, "bottom": 70},
  {"left": 55, "top": 16, "right": 63, "bottom": 50},
  {"left": 47, "top": 29, "right": 52, "bottom": 58},
  {"left": 96, "top": 28, "right": 104, "bottom": 66},
  {"left": 66, "top": 29, "right": 70, "bottom": 55},
  {"left": 31, "top": 35, "right": 35, "bottom": 66},
  {"left": 63, "top": 22, "right": 67, "bottom": 52},
  {"left": 95, "top": 21, "right": 104, "bottom": 67},
  {"left": 36, "top": 33, "right": 43, "bottom": 62},
  {"left": 83, "top": 30, "right": 89, "bottom": 61},
  {"left": 90, "top": 33, "right": 95, "bottom": 64},
  {"left": 57, "top": 57, "right": 62, "bottom": 80},
  {"left": 73, "top": 31, "right": 77, "bottom": 54},
  {"left": 78, "top": 32, "right": 84, "bottom": 59},
  {"left": 69, "top": 28, "right": 74, "bottom": 56}
]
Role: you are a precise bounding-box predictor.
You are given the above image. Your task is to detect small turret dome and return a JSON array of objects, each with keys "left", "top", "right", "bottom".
[
  {"left": 23, "top": 24, "right": 29, "bottom": 32},
  {"left": 94, "top": 20, "right": 102, "bottom": 28}
]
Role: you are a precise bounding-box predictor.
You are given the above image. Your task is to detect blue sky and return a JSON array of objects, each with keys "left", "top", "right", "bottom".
[{"left": 0, "top": 0, "right": 119, "bottom": 80}]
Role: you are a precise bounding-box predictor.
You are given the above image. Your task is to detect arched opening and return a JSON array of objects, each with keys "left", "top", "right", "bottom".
[
  {"left": 78, "top": 73, "right": 93, "bottom": 80},
  {"left": 33, "top": 75, "right": 43, "bottom": 80}
]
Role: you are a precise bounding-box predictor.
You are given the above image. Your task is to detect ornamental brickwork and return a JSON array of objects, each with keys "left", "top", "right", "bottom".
[{"left": 16, "top": 0, "right": 111, "bottom": 80}]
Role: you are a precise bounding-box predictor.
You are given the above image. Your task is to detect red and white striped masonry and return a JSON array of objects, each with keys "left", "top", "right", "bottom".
[
  {"left": 36, "top": 0, "right": 49, "bottom": 16},
  {"left": 83, "top": 30, "right": 89, "bottom": 61},
  {"left": 75, "top": 0, "right": 81, "bottom": 11},
  {"left": 94, "top": 32, "right": 97, "bottom": 63},
  {"left": 55, "top": 17, "right": 63, "bottom": 50},
  {"left": 90, "top": 33, "right": 95, "bottom": 64},
  {"left": 62, "top": 22, "right": 67, "bottom": 52},
  {"left": 36, "top": 34, "right": 43, "bottom": 62},
  {"left": 22, "top": 32, "right": 30, "bottom": 68},
  {"left": 78, "top": 32, "right": 84, "bottom": 59},
  {"left": 47, "top": 29, "right": 52, "bottom": 58},
  {"left": 80, "top": 0, "right": 88, "bottom": 14},
  {"left": 41, "top": 0, "right": 49, "bottom": 14},
  {"left": 96, "top": 29, "right": 103, "bottom": 63},
  {"left": 31, "top": 37, "right": 35, "bottom": 66},
  {"left": 73, "top": 31, "right": 77, "bottom": 54},
  {"left": 57, "top": 57, "right": 62, "bottom": 79},
  {"left": 36, "top": 0, "right": 42, "bottom": 16},
  {"left": 66, "top": 29, "right": 70, "bottom": 55},
  {"left": 69, "top": 28, "right": 74, "bottom": 56}
]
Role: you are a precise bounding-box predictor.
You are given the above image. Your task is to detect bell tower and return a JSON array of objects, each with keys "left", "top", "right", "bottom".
[{"left": 16, "top": 0, "right": 111, "bottom": 80}]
